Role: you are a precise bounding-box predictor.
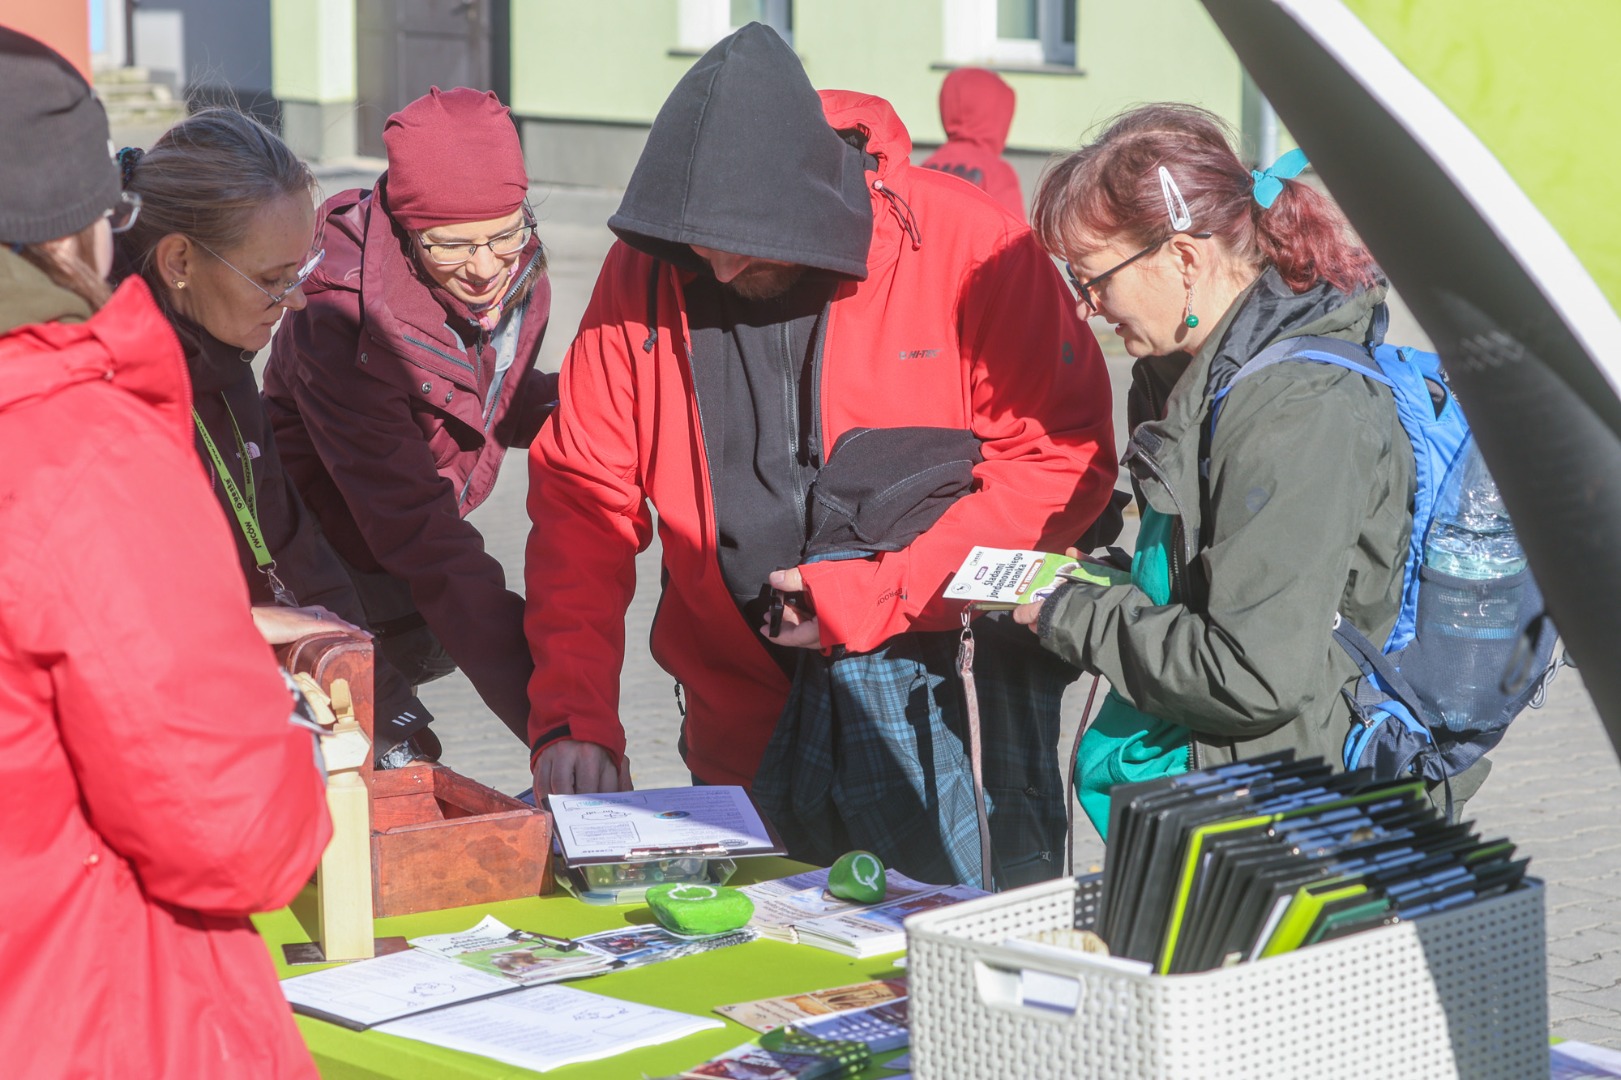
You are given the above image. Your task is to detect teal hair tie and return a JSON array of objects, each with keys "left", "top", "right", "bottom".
[{"left": 1251, "top": 147, "right": 1310, "bottom": 209}]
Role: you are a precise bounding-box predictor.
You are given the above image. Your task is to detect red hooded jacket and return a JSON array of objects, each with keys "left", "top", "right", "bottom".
[
  {"left": 264, "top": 181, "right": 556, "bottom": 737},
  {"left": 0, "top": 264, "right": 329, "bottom": 1079},
  {"left": 920, "top": 68, "right": 1026, "bottom": 222},
  {"left": 525, "top": 89, "right": 1115, "bottom": 786}
]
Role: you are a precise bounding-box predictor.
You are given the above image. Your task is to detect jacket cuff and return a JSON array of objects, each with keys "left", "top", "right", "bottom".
[
  {"left": 528, "top": 723, "right": 573, "bottom": 771},
  {"left": 527, "top": 721, "right": 626, "bottom": 772},
  {"left": 1037, "top": 578, "right": 1109, "bottom": 666},
  {"left": 798, "top": 556, "right": 889, "bottom": 654}
]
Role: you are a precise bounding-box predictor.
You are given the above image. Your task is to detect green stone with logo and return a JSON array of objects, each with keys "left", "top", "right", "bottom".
[
  {"left": 645, "top": 882, "right": 754, "bottom": 936},
  {"left": 827, "top": 850, "right": 887, "bottom": 904}
]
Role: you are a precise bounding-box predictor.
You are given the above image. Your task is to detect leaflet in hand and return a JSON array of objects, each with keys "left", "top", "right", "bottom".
[{"left": 943, "top": 546, "right": 1128, "bottom": 609}]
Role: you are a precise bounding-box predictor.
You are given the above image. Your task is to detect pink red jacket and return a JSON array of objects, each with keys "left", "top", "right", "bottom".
[
  {"left": 525, "top": 90, "right": 1115, "bottom": 786},
  {"left": 920, "top": 68, "right": 1026, "bottom": 222},
  {"left": 265, "top": 181, "right": 556, "bottom": 735},
  {"left": 0, "top": 265, "right": 330, "bottom": 1079}
]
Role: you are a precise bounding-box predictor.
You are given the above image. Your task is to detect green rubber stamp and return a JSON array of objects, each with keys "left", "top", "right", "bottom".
[
  {"left": 827, "top": 850, "right": 886, "bottom": 904},
  {"left": 645, "top": 882, "right": 755, "bottom": 936}
]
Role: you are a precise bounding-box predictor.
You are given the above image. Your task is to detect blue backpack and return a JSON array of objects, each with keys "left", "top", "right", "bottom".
[{"left": 1209, "top": 336, "right": 1560, "bottom": 802}]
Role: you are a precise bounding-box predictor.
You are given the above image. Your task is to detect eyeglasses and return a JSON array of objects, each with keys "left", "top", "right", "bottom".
[
  {"left": 198, "top": 241, "right": 326, "bottom": 308},
  {"left": 417, "top": 210, "right": 537, "bottom": 268},
  {"left": 105, "top": 191, "right": 141, "bottom": 235},
  {"left": 1067, "top": 231, "right": 1213, "bottom": 311}
]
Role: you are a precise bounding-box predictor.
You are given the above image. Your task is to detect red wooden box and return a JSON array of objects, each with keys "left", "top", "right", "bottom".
[
  {"left": 370, "top": 763, "right": 552, "bottom": 916},
  {"left": 279, "top": 631, "right": 553, "bottom": 917}
]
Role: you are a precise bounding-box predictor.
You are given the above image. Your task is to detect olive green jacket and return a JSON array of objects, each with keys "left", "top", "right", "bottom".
[{"left": 1038, "top": 270, "right": 1487, "bottom": 802}]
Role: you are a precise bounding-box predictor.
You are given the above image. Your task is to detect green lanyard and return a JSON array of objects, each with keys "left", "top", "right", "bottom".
[{"left": 193, "top": 399, "right": 296, "bottom": 606}]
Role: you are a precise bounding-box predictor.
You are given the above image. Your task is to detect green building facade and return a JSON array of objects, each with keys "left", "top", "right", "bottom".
[{"left": 273, "top": 0, "right": 1268, "bottom": 194}]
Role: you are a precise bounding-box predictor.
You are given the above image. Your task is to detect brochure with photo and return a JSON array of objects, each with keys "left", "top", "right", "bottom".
[
  {"left": 716, "top": 979, "right": 908, "bottom": 1032},
  {"left": 408, "top": 915, "right": 615, "bottom": 985}
]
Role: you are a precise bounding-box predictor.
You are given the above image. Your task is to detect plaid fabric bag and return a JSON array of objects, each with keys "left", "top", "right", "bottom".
[{"left": 754, "top": 613, "right": 1074, "bottom": 889}]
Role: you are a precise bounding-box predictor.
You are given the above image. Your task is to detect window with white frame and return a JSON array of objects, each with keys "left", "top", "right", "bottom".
[
  {"left": 944, "top": 0, "right": 1076, "bottom": 67},
  {"left": 678, "top": 0, "right": 793, "bottom": 51}
]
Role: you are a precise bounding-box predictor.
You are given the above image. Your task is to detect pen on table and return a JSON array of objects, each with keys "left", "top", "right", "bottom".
[{"left": 514, "top": 929, "right": 579, "bottom": 951}]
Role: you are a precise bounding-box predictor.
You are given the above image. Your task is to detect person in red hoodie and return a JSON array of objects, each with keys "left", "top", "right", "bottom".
[
  {"left": 0, "top": 29, "right": 331, "bottom": 1078},
  {"left": 921, "top": 67, "right": 1026, "bottom": 221},
  {"left": 527, "top": 25, "right": 1116, "bottom": 877},
  {"left": 265, "top": 88, "right": 556, "bottom": 746}
]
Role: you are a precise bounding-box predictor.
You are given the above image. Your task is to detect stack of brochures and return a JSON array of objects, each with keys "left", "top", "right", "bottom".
[
  {"left": 716, "top": 978, "right": 908, "bottom": 1034},
  {"left": 1095, "top": 753, "right": 1530, "bottom": 975},
  {"left": 739, "top": 868, "right": 986, "bottom": 957}
]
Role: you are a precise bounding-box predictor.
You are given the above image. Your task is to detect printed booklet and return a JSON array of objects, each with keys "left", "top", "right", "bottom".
[{"left": 738, "top": 868, "right": 987, "bottom": 957}]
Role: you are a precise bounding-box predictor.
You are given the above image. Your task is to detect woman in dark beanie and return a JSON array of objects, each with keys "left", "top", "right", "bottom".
[
  {"left": 116, "top": 108, "right": 436, "bottom": 763},
  {"left": 265, "top": 86, "right": 556, "bottom": 746},
  {"left": 0, "top": 28, "right": 328, "bottom": 1078}
]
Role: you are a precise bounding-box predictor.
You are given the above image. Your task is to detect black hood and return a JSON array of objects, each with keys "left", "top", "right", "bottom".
[{"left": 608, "top": 23, "right": 874, "bottom": 280}]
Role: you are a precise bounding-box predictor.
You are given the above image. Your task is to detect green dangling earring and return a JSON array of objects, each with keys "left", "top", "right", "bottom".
[{"left": 1184, "top": 283, "right": 1199, "bottom": 328}]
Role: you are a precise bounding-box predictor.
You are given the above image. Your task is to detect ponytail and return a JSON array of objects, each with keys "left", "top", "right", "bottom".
[{"left": 1033, "top": 104, "right": 1378, "bottom": 296}]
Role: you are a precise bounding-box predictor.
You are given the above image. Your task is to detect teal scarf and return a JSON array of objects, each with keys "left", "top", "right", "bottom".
[{"left": 1075, "top": 507, "right": 1191, "bottom": 838}]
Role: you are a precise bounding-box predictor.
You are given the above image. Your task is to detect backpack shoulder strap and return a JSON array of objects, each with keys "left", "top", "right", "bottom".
[{"left": 1210, "top": 335, "right": 1393, "bottom": 430}]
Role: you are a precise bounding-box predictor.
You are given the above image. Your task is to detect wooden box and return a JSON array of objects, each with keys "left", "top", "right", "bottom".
[
  {"left": 279, "top": 631, "right": 553, "bottom": 917},
  {"left": 370, "top": 763, "right": 553, "bottom": 916}
]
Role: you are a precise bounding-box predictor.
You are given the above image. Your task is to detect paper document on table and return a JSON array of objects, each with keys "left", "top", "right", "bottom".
[
  {"left": 279, "top": 948, "right": 516, "bottom": 1030},
  {"left": 738, "top": 867, "right": 938, "bottom": 943},
  {"left": 547, "top": 785, "right": 784, "bottom": 865},
  {"left": 794, "top": 884, "right": 988, "bottom": 958},
  {"left": 407, "top": 915, "right": 614, "bottom": 984},
  {"left": 1552, "top": 1039, "right": 1621, "bottom": 1079},
  {"left": 375, "top": 984, "right": 723, "bottom": 1072},
  {"left": 716, "top": 978, "right": 909, "bottom": 1031}
]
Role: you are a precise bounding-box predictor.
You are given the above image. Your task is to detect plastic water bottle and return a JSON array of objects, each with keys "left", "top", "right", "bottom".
[{"left": 1421, "top": 436, "right": 1526, "bottom": 730}]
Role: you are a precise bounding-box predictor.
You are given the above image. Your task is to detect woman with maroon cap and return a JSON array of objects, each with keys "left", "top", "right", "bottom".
[{"left": 265, "top": 87, "right": 555, "bottom": 747}]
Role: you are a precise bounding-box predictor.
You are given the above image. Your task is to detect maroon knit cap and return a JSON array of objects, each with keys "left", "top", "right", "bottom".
[{"left": 382, "top": 87, "right": 528, "bottom": 230}]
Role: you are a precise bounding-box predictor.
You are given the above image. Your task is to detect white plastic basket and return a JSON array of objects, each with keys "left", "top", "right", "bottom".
[{"left": 905, "top": 874, "right": 1546, "bottom": 1079}]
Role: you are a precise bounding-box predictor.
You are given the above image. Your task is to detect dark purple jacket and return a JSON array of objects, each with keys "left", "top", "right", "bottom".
[{"left": 263, "top": 179, "right": 556, "bottom": 737}]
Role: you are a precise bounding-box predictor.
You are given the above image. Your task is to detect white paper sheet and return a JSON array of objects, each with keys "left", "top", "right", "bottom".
[
  {"left": 375, "top": 984, "right": 723, "bottom": 1072},
  {"left": 547, "top": 785, "right": 780, "bottom": 863},
  {"left": 279, "top": 948, "right": 514, "bottom": 1028}
]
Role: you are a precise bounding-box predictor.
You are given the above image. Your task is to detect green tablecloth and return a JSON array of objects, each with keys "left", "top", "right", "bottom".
[{"left": 255, "top": 859, "right": 910, "bottom": 1079}]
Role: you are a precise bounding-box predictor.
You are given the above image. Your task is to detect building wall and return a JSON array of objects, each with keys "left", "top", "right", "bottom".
[
  {"left": 136, "top": 0, "right": 275, "bottom": 108},
  {"left": 273, "top": 0, "right": 359, "bottom": 160},
  {"left": 0, "top": 0, "right": 91, "bottom": 77},
  {"left": 509, "top": 0, "right": 1246, "bottom": 189}
]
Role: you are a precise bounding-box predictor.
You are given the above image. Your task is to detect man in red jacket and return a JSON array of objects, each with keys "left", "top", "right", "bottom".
[
  {"left": 526, "top": 26, "right": 1114, "bottom": 869},
  {"left": 266, "top": 88, "right": 556, "bottom": 751},
  {"left": 921, "top": 68, "right": 1026, "bottom": 222}
]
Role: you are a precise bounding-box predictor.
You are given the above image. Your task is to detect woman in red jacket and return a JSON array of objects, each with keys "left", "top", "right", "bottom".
[
  {"left": 116, "top": 108, "right": 436, "bottom": 764},
  {"left": 265, "top": 87, "right": 556, "bottom": 745},
  {"left": 0, "top": 29, "right": 330, "bottom": 1078}
]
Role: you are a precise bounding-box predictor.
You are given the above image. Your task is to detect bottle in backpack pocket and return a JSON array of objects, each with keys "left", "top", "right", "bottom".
[{"left": 1420, "top": 436, "right": 1527, "bottom": 731}]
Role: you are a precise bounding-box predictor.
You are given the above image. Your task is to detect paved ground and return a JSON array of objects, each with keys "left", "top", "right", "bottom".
[{"left": 279, "top": 162, "right": 1621, "bottom": 1046}]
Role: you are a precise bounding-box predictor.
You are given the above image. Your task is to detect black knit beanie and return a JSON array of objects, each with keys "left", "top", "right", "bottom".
[{"left": 0, "top": 27, "right": 119, "bottom": 245}]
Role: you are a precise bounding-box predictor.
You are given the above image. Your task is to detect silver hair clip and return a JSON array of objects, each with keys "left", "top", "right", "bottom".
[{"left": 1158, "top": 166, "right": 1193, "bottom": 232}]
